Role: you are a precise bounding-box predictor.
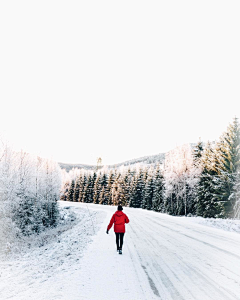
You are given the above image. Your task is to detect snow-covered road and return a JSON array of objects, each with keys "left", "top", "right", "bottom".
[
  {"left": 73, "top": 203, "right": 240, "bottom": 300},
  {"left": 1, "top": 202, "right": 240, "bottom": 300}
]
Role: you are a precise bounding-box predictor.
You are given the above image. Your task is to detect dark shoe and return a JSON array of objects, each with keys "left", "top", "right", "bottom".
[{"left": 119, "top": 249, "right": 122, "bottom": 254}]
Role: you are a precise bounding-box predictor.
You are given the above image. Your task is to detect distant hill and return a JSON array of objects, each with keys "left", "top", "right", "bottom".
[
  {"left": 59, "top": 152, "right": 165, "bottom": 172},
  {"left": 59, "top": 143, "right": 200, "bottom": 172},
  {"left": 58, "top": 163, "right": 97, "bottom": 172},
  {"left": 109, "top": 153, "right": 165, "bottom": 168}
]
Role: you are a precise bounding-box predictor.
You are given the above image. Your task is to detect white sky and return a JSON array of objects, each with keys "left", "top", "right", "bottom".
[{"left": 0, "top": 1, "right": 239, "bottom": 165}]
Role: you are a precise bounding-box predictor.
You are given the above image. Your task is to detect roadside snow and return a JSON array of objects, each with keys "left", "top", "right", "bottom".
[
  {"left": 184, "top": 216, "right": 240, "bottom": 234},
  {"left": 0, "top": 203, "right": 107, "bottom": 300}
]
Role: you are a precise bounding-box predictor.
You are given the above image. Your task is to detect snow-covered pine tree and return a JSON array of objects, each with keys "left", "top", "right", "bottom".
[
  {"left": 67, "top": 180, "right": 75, "bottom": 202},
  {"left": 142, "top": 173, "right": 154, "bottom": 210},
  {"left": 129, "top": 169, "right": 144, "bottom": 208},
  {"left": 215, "top": 118, "right": 240, "bottom": 217},
  {"left": 195, "top": 142, "right": 222, "bottom": 218},
  {"left": 141, "top": 168, "right": 149, "bottom": 204},
  {"left": 99, "top": 186, "right": 107, "bottom": 205},
  {"left": 118, "top": 174, "right": 128, "bottom": 207},
  {"left": 129, "top": 174, "right": 137, "bottom": 208},
  {"left": 122, "top": 169, "right": 132, "bottom": 206},
  {"left": 193, "top": 140, "right": 204, "bottom": 166},
  {"left": 233, "top": 172, "right": 240, "bottom": 218},
  {"left": 82, "top": 174, "right": 92, "bottom": 203},
  {"left": 93, "top": 173, "right": 102, "bottom": 204},
  {"left": 88, "top": 172, "right": 97, "bottom": 203},
  {"left": 152, "top": 165, "right": 165, "bottom": 212},
  {"left": 111, "top": 178, "right": 120, "bottom": 206},
  {"left": 98, "top": 173, "right": 108, "bottom": 205},
  {"left": 79, "top": 174, "right": 88, "bottom": 202},
  {"left": 105, "top": 172, "right": 114, "bottom": 205},
  {"left": 73, "top": 175, "right": 81, "bottom": 202},
  {"left": 42, "top": 159, "right": 62, "bottom": 227},
  {"left": 60, "top": 181, "right": 70, "bottom": 201}
]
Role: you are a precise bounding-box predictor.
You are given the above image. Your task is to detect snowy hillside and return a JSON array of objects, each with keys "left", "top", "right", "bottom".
[
  {"left": 59, "top": 152, "right": 165, "bottom": 172},
  {"left": 1, "top": 201, "right": 240, "bottom": 300}
]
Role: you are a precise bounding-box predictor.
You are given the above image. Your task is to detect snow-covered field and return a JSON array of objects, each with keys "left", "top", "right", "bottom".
[{"left": 1, "top": 201, "right": 240, "bottom": 300}]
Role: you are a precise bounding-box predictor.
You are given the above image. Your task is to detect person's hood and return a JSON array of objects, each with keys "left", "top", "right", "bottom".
[{"left": 115, "top": 211, "right": 124, "bottom": 217}]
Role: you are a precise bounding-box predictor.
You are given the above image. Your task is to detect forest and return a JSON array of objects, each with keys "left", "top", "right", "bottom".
[{"left": 62, "top": 117, "right": 240, "bottom": 219}]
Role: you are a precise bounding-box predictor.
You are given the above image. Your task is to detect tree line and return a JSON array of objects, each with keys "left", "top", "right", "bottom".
[{"left": 62, "top": 117, "right": 240, "bottom": 219}]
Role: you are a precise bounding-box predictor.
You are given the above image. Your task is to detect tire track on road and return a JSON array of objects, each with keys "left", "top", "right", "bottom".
[{"left": 128, "top": 211, "right": 240, "bottom": 300}]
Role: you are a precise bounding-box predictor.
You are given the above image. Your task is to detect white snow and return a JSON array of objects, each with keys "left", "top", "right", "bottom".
[{"left": 1, "top": 202, "right": 240, "bottom": 300}]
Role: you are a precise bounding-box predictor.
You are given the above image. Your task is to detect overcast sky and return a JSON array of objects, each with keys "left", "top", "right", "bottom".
[{"left": 0, "top": 1, "right": 239, "bottom": 165}]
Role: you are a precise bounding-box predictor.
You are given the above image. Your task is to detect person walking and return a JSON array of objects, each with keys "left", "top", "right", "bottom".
[{"left": 106, "top": 205, "right": 130, "bottom": 254}]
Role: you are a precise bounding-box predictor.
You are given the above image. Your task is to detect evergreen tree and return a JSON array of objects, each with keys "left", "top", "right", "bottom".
[
  {"left": 217, "top": 118, "right": 240, "bottom": 217},
  {"left": 195, "top": 143, "right": 222, "bottom": 217},
  {"left": 233, "top": 172, "right": 240, "bottom": 218},
  {"left": 99, "top": 187, "right": 108, "bottom": 205},
  {"left": 129, "top": 170, "right": 144, "bottom": 208},
  {"left": 129, "top": 175, "right": 137, "bottom": 208},
  {"left": 73, "top": 176, "right": 81, "bottom": 202},
  {"left": 60, "top": 181, "right": 70, "bottom": 201},
  {"left": 83, "top": 175, "right": 93, "bottom": 203},
  {"left": 93, "top": 173, "right": 102, "bottom": 204},
  {"left": 118, "top": 174, "right": 128, "bottom": 206},
  {"left": 89, "top": 172, "right": 97, "bottom": 202},
  {"left": 105, "top": 172, "right": 115, "bottom": 205},
  {"left": 79, "top": 175, "right": 87, "bottom": 202},
  {"left": 111, "top": 179, "right": 120, "bottom": 206},
  {"left": 193, "top": 140, "right": 204, "bottom": 166},
  {"left": 142, "top": 174, "right": 154, "bottom": 210},
  {"left": 141, "top": 168, "right": 149, "bottom": 202},
  {"left": 122, "top": 169, "right": 132, "bottom": 206},
  {"left": 67, "top": 180, "right": 75, "bottom": 202},
  {"left": 206, "top": 118, "right": 240, "bottom": 217},
  {"left": 152, "top": 166, "right": 165, "bottom": 212}
]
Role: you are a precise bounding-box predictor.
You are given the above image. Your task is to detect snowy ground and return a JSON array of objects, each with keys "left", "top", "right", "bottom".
[{"left": 1, "top": 202, "right": 240, "bottom": 300}]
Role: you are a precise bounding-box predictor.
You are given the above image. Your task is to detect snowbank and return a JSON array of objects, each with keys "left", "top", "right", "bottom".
[
  {"left": 185, "top": 216, "right": 240, "bottom": 234},
  {"left": 0, "top": 203, "right": 107, "bottom": 300}
]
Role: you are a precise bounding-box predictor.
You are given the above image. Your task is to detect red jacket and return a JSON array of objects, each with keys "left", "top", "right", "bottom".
[{"left": 107, "top": 211, "right": 130, "bottom": 233}]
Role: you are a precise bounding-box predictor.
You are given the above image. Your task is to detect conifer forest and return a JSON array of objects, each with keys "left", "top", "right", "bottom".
[{"left": 62, "top": 117, "right": 240, "bottom": 220}]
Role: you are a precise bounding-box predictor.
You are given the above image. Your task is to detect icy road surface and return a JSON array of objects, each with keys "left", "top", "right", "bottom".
[{"left": 1, "top": 201, "right": 240, "bottom": 300}]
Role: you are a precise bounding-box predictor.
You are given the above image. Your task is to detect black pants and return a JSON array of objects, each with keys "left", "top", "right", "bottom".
[{"left": 115, "top": 232, "right": 125, "bottom": 250}]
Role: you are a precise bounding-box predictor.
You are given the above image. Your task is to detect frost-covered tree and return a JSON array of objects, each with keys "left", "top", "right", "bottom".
[
  {"left": 0, "top": 143, "right": 62, "bottom": 254},
  {"left": 0, "top": 145, "right": 18, "bottom": 252},
  {"left": 164, "top": 144, "right": 200, "bottom": 216}
]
